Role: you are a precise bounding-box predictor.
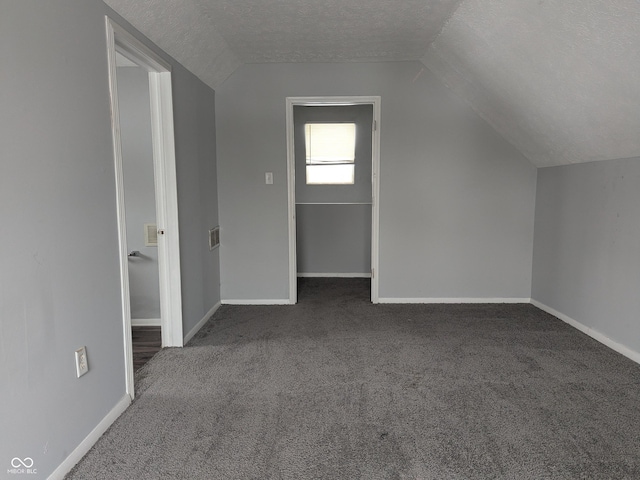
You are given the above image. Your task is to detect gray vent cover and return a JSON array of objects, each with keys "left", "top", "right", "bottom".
[{"left": 209, "top": 226, "right": 220, "bottom": 250}]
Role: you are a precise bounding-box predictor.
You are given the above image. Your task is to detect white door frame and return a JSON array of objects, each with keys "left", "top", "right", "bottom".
[
  {"left": 285, "top": 96, "right": 381, "bottom": 304},
  {"left": 105, "top": 17, "right": 184, "bottom": 399}
]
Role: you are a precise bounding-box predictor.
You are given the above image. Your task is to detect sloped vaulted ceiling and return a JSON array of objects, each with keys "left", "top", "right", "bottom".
[
  {"left": 105, "top": 0, "right": 640, "bottom": 168},
  {"left": 422, "top": 0, "right": 640, "bottom": 167},
  {"left": 104, "top": 0, "right": 462, "bottom": 84},
  {"left": 104, "top": 0, "right": 242, "bottom": 88}
]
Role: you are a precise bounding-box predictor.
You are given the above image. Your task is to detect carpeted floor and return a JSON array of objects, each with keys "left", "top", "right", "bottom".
[{"left": 68, "top": 278, "right": 640, "bottom": 479}]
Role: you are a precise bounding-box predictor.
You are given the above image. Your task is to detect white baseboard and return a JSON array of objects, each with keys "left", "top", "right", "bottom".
[
  {"left": 131, "top": 318, "right": 161, "bottom": 327},
  {"left": 530, "top": 299, "right": 640, "bottom": 366},
  {"left": 221, "top": 299, "right": 292, "bottom": 305},
  {"left": 297, "top": 273, "right": 372, "bottom": 278},
  {"left": 49, "top": 394, "right": 131, "bottom": 479},
  {"left": 184, "top": 301, "right": 221, "bottom": 344},
  {"left": 378, "top": 297, "right": 531, "bottom": 304}
]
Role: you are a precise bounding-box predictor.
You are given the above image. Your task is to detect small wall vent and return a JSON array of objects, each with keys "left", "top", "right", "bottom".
[
  {"left": 144, "top": 223, "right": 158, "bottom": 246},
  {"left": 209, "top": 226, "right": 220, "bottom": 251}
]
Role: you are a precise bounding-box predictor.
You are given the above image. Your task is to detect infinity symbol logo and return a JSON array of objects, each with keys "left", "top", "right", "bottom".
[{"left": 11, "top": 457, "right": 34, "bottom": 468}]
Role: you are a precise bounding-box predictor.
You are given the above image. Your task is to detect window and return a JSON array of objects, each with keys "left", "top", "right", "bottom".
[{"left": 304, "top": 123, "right": 356, "bottom": 184}]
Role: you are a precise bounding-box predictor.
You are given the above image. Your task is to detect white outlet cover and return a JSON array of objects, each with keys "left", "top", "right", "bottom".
[{"left": 75, "top": 346, "right": 89, "bottom": 378}]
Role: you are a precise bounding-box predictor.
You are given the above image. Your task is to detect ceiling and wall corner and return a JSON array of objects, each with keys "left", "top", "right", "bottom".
[
  {"left": 103, "top": 0, "right": 242, "bottom": 88},
  {"left": 103, "top": 0, "right": 464, "bottom": 88},
  {"left": 421, "top": 0, "right": 640, "bottom": 167},
  {"left": 105, "top": 0, "right": 640, "bottom": 167},
  {"left": 189, "top": 0, "right": 463, "bottom": 63}
]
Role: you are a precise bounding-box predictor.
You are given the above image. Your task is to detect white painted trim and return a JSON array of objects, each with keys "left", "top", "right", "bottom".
[
  {"left": 295, "top": 202, "right": 373, "bottom": 205},
  {"left": 285, "top": 99, "right": 298, "bottom": 305},
  {"left": 106, "top": 16, "right": 184, "bottom": 399},
  {"left": 297, "top": 273, "right": 372, "bottom": 278},
  {"left": 105, "top": 17, "right": 135, "bottom": 399},
  {"left": 131, "top": 318, "right": 162, "bottom": 327},
  {"left": 183, "top": 301, "right": 221, "bottom": 344},
  {"left": 286, "top": 96, "right": 381, "bottom": 306},
  {"left": 149, "top": 70, "right": 183, "bottom": 348},
  {"left": 378, "top": 297, "right": 532, "bottom": 304},
  {"left": 48, "top": 394, "right": 130, "bottom": 480},
  {"left": 222, "top": 299, "right": 291, "bottom": 305},
  {"left": 107, "top": 21, "right": 171, "bottom": 72},
  {"left": 370, "top": 99, "right": 381, "bottom": 304},
  {"left": 530, "top": 300, "right": 640, "bottom": 365}
]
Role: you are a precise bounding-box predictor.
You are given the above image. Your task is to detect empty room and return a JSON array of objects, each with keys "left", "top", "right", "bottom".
[{"left": 2, "top": 1, "right": 640, "bottom": 478}]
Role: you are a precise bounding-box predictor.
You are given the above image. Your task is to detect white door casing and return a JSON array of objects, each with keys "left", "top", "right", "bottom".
[
  {"left": 285, "top": 96, "right": 381, "bottom": 304},
  {"left": 105, "top": 17, "right": 183, "bottom": 399}
]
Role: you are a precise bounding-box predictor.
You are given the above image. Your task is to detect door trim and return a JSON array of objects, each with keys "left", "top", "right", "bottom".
[
  {"left": 285, "top": 96, "right": 381, "bottom": 304},
  {"left": 105, "top": 17, "right": 184, "bottom": 399}
]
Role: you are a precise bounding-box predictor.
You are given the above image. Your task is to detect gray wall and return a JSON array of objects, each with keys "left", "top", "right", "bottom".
[
  {"left": 296, "top": 204, "right": 372, "bottom": 274},
  {"left": 118, "top": 66, "right": 161, "bottom": 320},
  {"left": 0, "top": 2, "right": 219, "bottom": 477},
  {"left": 294, "top": 105, "right": 372, "bottom": 275},
  {"left": 216, "top": 62, "right": 537, "bottom": 301},
  {"left": 532, "top": 158, "right": 640, "bottom": 355},
  {"left": 173, "top": 60, "right": 221, "bottom": 334}
]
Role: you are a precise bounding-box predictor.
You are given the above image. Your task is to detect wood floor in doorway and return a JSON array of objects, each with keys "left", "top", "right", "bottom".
[{"left": 132, "top": 326, "right": 161, "bottom": 372}]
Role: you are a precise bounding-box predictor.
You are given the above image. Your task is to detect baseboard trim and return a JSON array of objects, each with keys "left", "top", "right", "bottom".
[
  {"left": 530, "top": 299, "right": 640, "bottom": 365},
  {"left": 184, "top": 301, "right": 221, "bottom": 344},
  {"left": 297, "top": 273, "right": 372, "bottom": 278},
  {"left": 378, "top": 297, "right": 531, "bottom": 304},
  {"left": 131, "top": 318, "right": 161, "bottom": 327},
  {"left": 49, "top": 394, "right": 131, "bottom": 479},
  {"left": 221, "top": 299, "right": 291, "bottom": 305}
]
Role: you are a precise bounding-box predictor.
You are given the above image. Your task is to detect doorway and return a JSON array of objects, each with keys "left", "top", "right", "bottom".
[
  {"left": 116, "top": 54, "right": 162, "bottom": 373},
  {"left": 286, "top": 97, "right": 381, "bottom": 304},
  {"left": 105, "top": 18, "right": 183, "bottom": 398}
]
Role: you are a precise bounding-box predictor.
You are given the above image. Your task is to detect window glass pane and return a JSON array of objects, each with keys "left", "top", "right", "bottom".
[
  {"left": 306, "top": 165, "right": 354, "bottom": 185},
  {"left": 305, "top": 123, "right": 356, "bottom": 164}
]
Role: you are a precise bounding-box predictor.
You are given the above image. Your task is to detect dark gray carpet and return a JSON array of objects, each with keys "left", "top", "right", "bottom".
[{"left": 68, "top": 278, "right": 640, "bottom": 479}]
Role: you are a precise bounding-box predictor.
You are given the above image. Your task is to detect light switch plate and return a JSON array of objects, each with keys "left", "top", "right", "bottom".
[{"left": 265, "top": 172, "right": 273, "bottom": 184}]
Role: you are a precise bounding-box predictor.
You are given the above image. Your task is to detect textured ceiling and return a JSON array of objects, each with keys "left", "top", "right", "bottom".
[
  {"left": 422, "top": 0, "right": 640, "bottom": 167},
  {"left": 104, "top": 0, "right": 242, "bottom": 89},
  {"left": 105, "top": 0, "right": 640, "bottom": 167},
  {"left": 105, "top": 0, "right": 461, "bottom": 85},
  {"left": 192, "top": 0, "right": 463, "bottom": 63}
]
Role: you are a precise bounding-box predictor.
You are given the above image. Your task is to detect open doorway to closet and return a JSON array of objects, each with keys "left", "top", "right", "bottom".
[{"left": 286, "top": 97, "right": 381, "bottom": 304}]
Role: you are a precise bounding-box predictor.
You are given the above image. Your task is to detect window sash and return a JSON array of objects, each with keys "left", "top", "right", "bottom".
[
  {"left": 305, "top": 123, "right": 356, "bottom": 165},
  {"left": 306, "top": 164, "right": 355, "bottom": 185}
]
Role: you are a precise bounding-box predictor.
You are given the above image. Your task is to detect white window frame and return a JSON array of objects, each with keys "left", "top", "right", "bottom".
[{"left": 304, "top": 122, "right": 357, "bottom": 185}]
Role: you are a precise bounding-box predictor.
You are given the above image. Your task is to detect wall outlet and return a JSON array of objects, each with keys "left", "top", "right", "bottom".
[
  {"left": 75, "top": 346, "right": 89, "bottom": 378},
  {"left": 265, "top": 172, "right": 273, "bottom": 184}
]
